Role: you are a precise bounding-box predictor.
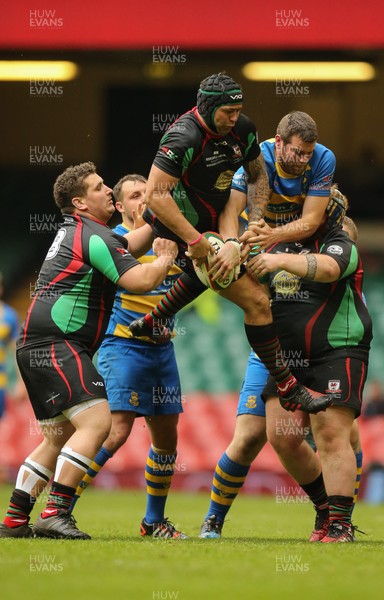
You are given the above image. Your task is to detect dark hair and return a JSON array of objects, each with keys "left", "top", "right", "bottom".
[
  {"left": 276, "top": 111, "right": 317, "bottom": 143},
  {"left": 113, "top": 174, "right": 147, "bottom": 202},
  {"left": 53, "top": 161, "right": 97, "bottom": 213}
]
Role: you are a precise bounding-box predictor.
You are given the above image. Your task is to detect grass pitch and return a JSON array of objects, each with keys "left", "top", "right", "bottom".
[{"left": 0, "top": 486, "right": 383, "bottom": 600}]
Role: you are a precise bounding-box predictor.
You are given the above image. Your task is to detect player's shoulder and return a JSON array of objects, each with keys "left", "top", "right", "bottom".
[
  {"left": 323, "top": 226, "right": 353, "bottom": 247},
  {"left": 319, "top": 227, "right": 357, "bottom": 261},
  {"left": 260, "top": 138, "right": 276, "bottom": 160},
  {"left": 164, "top": 109, "right": 202, "bottom": 141},
  {"left": 235, "top": 113, "right": 257, "bottom": 135},
  {"left": 80, "top": 217, "right": 128, "bottom": 250},
  {"left": 312, "top": 143, "right": 336, "bottom": 166},
  {"left": 113, "top": 222, "right": 129, "bottom": 236}
]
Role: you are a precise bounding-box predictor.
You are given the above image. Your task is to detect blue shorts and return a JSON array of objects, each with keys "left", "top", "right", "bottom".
[
  {"left": 237, "top": 352, "right": 269, "bottom": 417},
  {"left": 98, "top": 336, "right": 183, "bottom": 416}
]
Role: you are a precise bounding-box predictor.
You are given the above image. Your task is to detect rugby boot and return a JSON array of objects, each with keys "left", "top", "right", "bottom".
[
  {"left": 140, "top": 518, "right": 188, "bottom": 539},
  {"left": 33, "top": 509, "right": 91, "bottom": 540}
]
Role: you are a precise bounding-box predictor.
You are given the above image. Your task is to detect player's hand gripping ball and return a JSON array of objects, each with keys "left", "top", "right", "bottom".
[{"left": 192, "top": 232, "right": 236, "bottom": 291}]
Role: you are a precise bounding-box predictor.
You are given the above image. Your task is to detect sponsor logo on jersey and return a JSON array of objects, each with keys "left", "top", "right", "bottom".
[
  {"left": 92, "top": 381, "right": 104, "bottom": 386},
  {"left": 115, "top": 246, "right": 129, "bottom": 256},
  {"left": 326, "top": 245, "right": 343, "bottom": 255},
  {"left": 273, "top": 271, "right": 301, "bottom": 295},
  {"left": 309, "top": 173, "right": 333, "bottom": 191},
  {"left": 232, "top": 144, "right": 242, "bottom": 158},
  {"left": 213, "top": 170, "right": 235, "bottom": 191},
  {"left": 161, "top": 146, "right": 178, "bottom": 161}
]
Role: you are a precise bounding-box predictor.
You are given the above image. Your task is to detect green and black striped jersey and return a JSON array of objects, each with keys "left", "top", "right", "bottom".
[{"left": 267, "top": 227, "right": 372, "bottom": 362}]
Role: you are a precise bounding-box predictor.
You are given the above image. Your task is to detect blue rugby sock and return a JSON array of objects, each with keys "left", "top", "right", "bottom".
[
  {"left": 69, "top": 446, "right": 113, "bottom": 513},
  {"left": 144, "top": 446, "right": 176, "bottom": 524},
  {"left": 352, "top": 450, "right": 363, "bottom": 512},
  {"left": 204, "top": 452, "right": 250, "bottom": 523}
]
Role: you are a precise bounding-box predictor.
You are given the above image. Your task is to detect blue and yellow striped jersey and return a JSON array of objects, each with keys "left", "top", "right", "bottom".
[
  {"left": 0, "top": 301, "right": 19, "bottom": 389},
  {"left": 104, "top": 223, "right": 182, "bottom": 339},
  {"left": 232, "top": 138, "right": 335, "bottom": 227}
]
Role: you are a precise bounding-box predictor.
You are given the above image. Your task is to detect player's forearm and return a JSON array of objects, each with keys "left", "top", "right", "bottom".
[
  {"left": 218, "top": 201, "right": 243, "bottom": 241},
  {"left": 146, "top": 192, "right": 200, "bottom": 244},
  {"left": 245, "top": 154, "right": 270, "bottom": 223},
  {"left": 272, "top": 218, "right": 319, "bottom": 244},
  {"left": 124, "top": 224, "right": 153, "bottom": 258},
  {"left": 278, "top": 253, "right": 341, "bottom": 282},
  {"left": 142, "top": 254, "right": 176, "bottom": 290},
  {"left": 119, "top": 254, "right": 175, "bottom": 294}
]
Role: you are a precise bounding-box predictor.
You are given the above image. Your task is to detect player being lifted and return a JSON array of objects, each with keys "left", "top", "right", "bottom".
[{"left": 130, "top": 75, "right": 332, "bottom": 413}]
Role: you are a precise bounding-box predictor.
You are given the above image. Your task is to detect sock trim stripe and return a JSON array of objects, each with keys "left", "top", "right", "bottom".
[
  {"left": 146, "top": 487, "right": 169, "bottom": 497},
  {"left": 60, "top": 451, "right": 90, "bottom": 473},
  {"left": 210, "top": 491, "right": 233, "bottom": 506},
  {"left": 22, "top": 461, "right": 50, "bottom": 482},
  {"left": 212, "top": 479, "right": 241, "bottom": 496},
  {"left": 213, "top": 473, "right": 246, "bottom": 489},
  {"left": 216, "top": 465, "right": 247, "bottom": 483},
  {"left": 145, "top": 472, "right": 173, "bottom": 485},
  {"left": 147, "top": 457, "right": 176, "bottom": 471}
]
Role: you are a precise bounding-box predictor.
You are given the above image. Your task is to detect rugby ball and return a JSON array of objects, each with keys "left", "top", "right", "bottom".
[{"left": 192, "top": 232, "right": 235, "bottom": 291}]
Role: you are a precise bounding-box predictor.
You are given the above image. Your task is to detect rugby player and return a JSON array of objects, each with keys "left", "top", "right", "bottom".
[
  {"left": 0, "top": 162, "right": 177, "bottom": 539},
  {"left": 69, "top": 174, "right": 187, "bottom": 539},
  {"left": 199, "top": 190, "right": 368, "bottom": 543},
  {"left": 130, "top": 74, "right": 330, "bottom": 414}
]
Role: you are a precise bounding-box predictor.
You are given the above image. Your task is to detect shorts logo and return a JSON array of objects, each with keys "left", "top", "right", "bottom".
[
  {"left": 326, "top": 245, "right": 343, "bottom": 255},
  {"left": 327, "top": 380, "right": 341, "bottom": 392},
  {"left": 46, "top": 393, "right": 60, "bottom": 404},
  {"left": 92, "top": 381, "right": 104, "bottom": 386},
  {"left": 245, "top": 395, "right": 257, "bottom": 409},
  {"left": 129, "top": 391, "right": 139, "bottom": 407}
]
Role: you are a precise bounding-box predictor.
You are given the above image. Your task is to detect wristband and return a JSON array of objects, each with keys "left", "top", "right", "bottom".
[
  {"left": 224, "top": 237, "right": 240, "bottom": 245},
  {"left": 188, "top": 233, "right": 203, "bottom": 246},
  {"left": 248, "top": 245, "right": 261, "bottom": 257}
]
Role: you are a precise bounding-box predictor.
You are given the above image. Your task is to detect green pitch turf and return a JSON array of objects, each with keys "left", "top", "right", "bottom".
[{"left": 0, "top": 486, "right": 383, "bottom": 600}]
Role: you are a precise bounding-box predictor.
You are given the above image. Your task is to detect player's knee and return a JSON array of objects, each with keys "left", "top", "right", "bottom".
[
  {"left": 314, "top": 429, "right": 350, "bottom": 454},
  {"left": 105, "top": 427, "right": 129, "bottom": 452},
  {"left": 94, "top": 420, "right": 112, "bottom": 447},
  {"left": 230, "top": 430, "right": 266, "bottom": 462},
  {"left": 268, "top": 431, "right": 302, "bottom": 455},
  {"left": 242, "top": 288, "right": 270, "bottom": 319},
  {"left": 151, "top": 432, "right": 178, "bottom": 452}
]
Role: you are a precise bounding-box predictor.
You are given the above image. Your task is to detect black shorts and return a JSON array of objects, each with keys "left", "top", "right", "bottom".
[
  {"left": 16, "top": 340, "right": 107, "bottom": 420},
  {"left": 262, "top": 356, "right": 368, "bottom": 417}
]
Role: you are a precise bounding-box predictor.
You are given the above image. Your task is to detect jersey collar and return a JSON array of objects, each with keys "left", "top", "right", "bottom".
[{"left": 193, "top": 107, "right": 223, "bottom": 138}]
